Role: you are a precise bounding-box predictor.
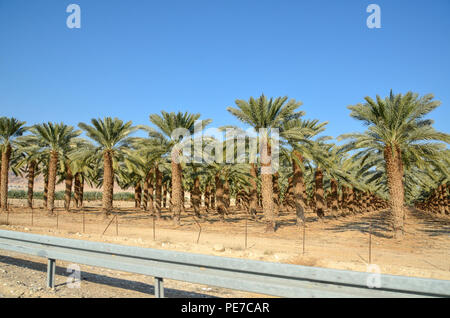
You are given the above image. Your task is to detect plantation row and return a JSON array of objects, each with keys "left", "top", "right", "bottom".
[
  {"left": 415, "top": 184, "right": 450, "bottom": 215},
  {"left": 1, "top": 92, "right": 449, "bottom": 239},
  {"left": 6, "top": 190, "right": 135, "bottom": 202}
]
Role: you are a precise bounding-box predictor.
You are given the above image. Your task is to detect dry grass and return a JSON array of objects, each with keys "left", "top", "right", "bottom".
[{"left": 286, "top": 256, "right": 322, "bottom": 267}]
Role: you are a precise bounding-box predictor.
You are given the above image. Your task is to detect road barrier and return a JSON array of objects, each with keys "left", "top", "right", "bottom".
[{"left": 0, "top": 229, "right": 448, "bottom": 298}]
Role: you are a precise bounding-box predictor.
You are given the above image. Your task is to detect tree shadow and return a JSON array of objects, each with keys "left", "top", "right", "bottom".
[
  {"left": 407, "top": 209, "right": 450, "bottom": 237},
  {"left": 0, "top": 254, "right": 218, "bottom": 298},
  {"left": 322, "top": 210, "right": 394, "bottom": 239}
]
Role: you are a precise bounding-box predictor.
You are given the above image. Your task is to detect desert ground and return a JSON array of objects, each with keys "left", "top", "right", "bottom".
[{"left": 0, "top": 199, "right": 449, "bottom": 298}]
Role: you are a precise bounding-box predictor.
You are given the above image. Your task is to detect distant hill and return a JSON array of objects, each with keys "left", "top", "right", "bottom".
[{"left": 7, "top": 172, "right": 130, "bottom": 192}]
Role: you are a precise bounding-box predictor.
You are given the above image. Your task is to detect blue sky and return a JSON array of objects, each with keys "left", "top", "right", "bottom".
[{"left": 0, "top": 0, "right": 449, "bottom": 139}]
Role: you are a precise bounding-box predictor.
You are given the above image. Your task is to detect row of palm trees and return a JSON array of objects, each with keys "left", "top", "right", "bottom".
[
  {"left": 415, "top": 183, "right": 449, "bottom": 215},
  {"left": 1, "top": 91, "right": 449, "bottom": 239}
]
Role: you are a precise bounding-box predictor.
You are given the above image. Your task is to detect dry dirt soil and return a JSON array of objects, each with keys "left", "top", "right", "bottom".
[{"left": 0, "top": 199, "right": 449, "bottom": 298}]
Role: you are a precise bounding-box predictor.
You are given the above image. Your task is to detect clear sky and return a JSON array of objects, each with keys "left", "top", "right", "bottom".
[{"left": 0, "top": 0, "right": 449, "bottom": 139}]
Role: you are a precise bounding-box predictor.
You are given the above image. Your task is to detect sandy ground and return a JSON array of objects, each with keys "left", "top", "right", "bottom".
[{"left": 0, "top": 199, "right": 449, "bottom": 298}]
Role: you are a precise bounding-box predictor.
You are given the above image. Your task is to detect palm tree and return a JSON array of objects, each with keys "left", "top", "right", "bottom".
[
  {"left": 15, "top": 135, "right": 47, "bottom": 209},
  {"left": 339, "top": 91, "right": 450, "bottom": 238},
  {"left": 0, "top": 117, "right": 27, "bottom": 211},
  {"left": 61, "top": 139, "right": 91, "bottom": 211},
  {"left": 78, "top": 117, "right": 138, "bottom": 216},
  {"left": 408, "top": 151, "right": 449, "bottom": 214},
  {"left": 227, "top": 94, "right": 304, "bottom": 231},
  {"left": 217, "top": 126, "right": 261, "bottom": 218},
  {"left": 70, "top": 142, "right": 98, "bottom": 209},
  {"left": 143, "top": 111, "right": 211, "bottom": 224},
  {"left": 280, "top": 118, "right": 327, "bottom": 224},
  {"left": 29, "top": 123, "right": 81, "bottom": 214},
  {"left": 122, "top": 145, "right": 167, "bottom": 213},
  {"left": 116, "top": 163, "right": 143, "bottom": 208}
]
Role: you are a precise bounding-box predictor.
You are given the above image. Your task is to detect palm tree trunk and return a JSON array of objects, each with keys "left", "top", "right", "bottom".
[
  {"left": 204, "top": 184, "right": 211, "bottom": 212},
  {"left": 236, "top": 194, "right": 242, "bottom": 210},
  {"left": 142, "top": 175, "right": 149, "bottom": 211},
  {"left": 181, "top": 188, "right": 186, "bottom": 213},
  {"left": 442, "top": 184, "right": 450, "bottom": 214},
  {"left": 384, "top": 145, "right": 405, "bottom": 238},
  {"left": 361, "top": 192, "right": 368, "bottom": 212},
  {"left": 356, "top": 190, "right": 363, "bottom": 213},
  {"left": 146, "top": 171, "right": 154, "bottom": 214},
  {"left": 192, "top": 176, "right": 201, "bottom": 217},
  {"left": 341, "top": 186, "right": 348, "bottom": 215},
  {"left": 366, "top": 192, "right": 373, "bottom": 212},
  {"left": 0, "top": 144, "right": 11, "bottom": 211},
  {"left": 27, "top": 160, "right": 36, "bottom": 209},
  {"left": 64, "top": 165, "right": 73, "bottom": 212},
  {"left": 148, "top": 182, "right": 154, "bottom": 213},
  {"left": 445, "top": 184, "right": 449, "bottom": 215},
  {"left": 257, "top": 191, "right": 262, "bottom": 208},
  {"left": 431, "top": 189, "right": 439, "bottom": 213},
  {"left": 223, "top": 178, "right": 230, "bottom": 209},
  {"left": 314, "top": 167, "right": 325, "bottom": 219},
  {"left": 273, "top": 171, "right": 280, "bottom": 217},
  {"left": 162, "top": 184, "right": 167, "bottom": 209},
  {"left": 80, "top": 175, "right": 84, "bottom": 207},
  {"left": 47, "top": 151, "right": 59, "bottom": 214},
  {"left": 74, "top": 173, "right": 81, "bottom": 208},
  {"left": 215, "top": 174, "right": 226, "bottom": 220},
  {"left": 171, "top": 148, "right": 183, "bottom": 224},
  {"left": 347, "top": 187, "right": 355, "bottom": 214},
  {"left": 134, "top": 183, "right": 142, "bottom": 209},
  {"left": 43, "top": 174, "right": 48, "bottom": 209},
  {"left": 102, "top": 150, "right": 114, "bottom": 215},
  {"left": 286, "top": 176, "right": 295, "bottom": 212},
  {"left": 360, "top": 191, "right": 366, "bottom": 212},
  {"left": 249, "top": 163, "right": 258, "bottom": 218},
  {"left": 155, "top": 168, "right": 162, "bottom": 218},
  {"left": 261, "top": 172, "right": 274, "bottom": 231},
  {"left": 438, "top": 184, "right": 445, "bottom": 215},
  {"left": 292, "top": 150, "right": 305, "bottom": 225},
  {"left": 260, "top": 136, "right": 275, "bottom": 232},
  {"left": 330, "top": 178, "right": 339, "bottom": 217},
  {"left": 369, "top": 192, "right": 376, "bottom": 210},
  {"left": 211, "top": 187, "right": 216, "bottom": 210},
  {"left": 240, "top": 191, "right": 250, "bottom": 212}
]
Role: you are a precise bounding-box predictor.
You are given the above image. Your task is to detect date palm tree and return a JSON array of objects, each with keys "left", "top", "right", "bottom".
[
  {"left": 60, "top": 139, "right": 92, "bottom": 211},
  {"left": 78, "top": 117, "right": 138, "bottom": 216},
  {"left": 132, "top": 134, "right": 172, "bottom": 218},
  {"left": 70, "top": 142, "right": 97, "bottom": 209},
  {"left": 14, "top": 136, "right": 47, "bottom": 209},
  {"left": 143, "top": 111, "right": 211, "bottom": 224},
  {"left": 339, "top": 90, "right": 450, "bottom": 238},
  {"left": 280, "top": 118, "right": 327, "bottom": 224},
  {"left": 0, "top": 117, "right": 27, "bottom": 211},
  {"left": 406, "top": 151, "right": 449, "bottom": 213},
  {"left": 28, "top": 122, "right": 81, "bottom": 214},
  {"left": 227, "top": 94, "right": 304, "bottom": 231}
]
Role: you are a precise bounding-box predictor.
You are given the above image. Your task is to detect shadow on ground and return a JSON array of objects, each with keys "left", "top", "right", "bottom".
[
  {"left": 408, "top": 209, "right": 450, "bottom": 237},
  {"left": 323, "top": 210, "right": 394, "bottom": 239},
  {"left": 0, "top": 254, "right": 217, "bottom": 298}
]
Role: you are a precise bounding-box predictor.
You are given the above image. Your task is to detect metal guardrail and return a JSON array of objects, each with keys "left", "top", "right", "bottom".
[{"left": 0, "top": 229, "right": 449, "bottom": 298}]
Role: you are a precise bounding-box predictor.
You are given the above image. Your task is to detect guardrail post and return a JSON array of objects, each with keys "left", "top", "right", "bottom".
[
  {"left": 154, "top": 277, "right": 164, "bottom": 298},
  {"left": 47, "top": 258, "right": 56, "bottom": 289}
]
